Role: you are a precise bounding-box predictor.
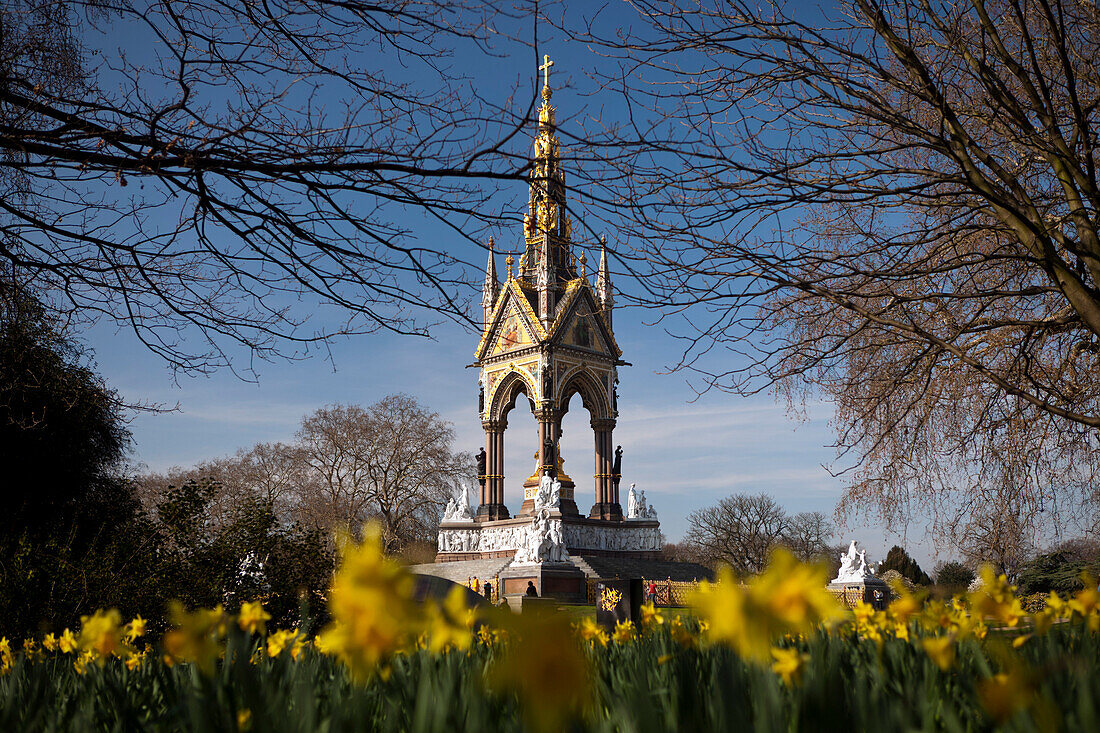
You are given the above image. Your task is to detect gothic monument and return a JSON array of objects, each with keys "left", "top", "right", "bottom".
[{"left": 435, "top": 56, "right": 661, "bottom": 599}]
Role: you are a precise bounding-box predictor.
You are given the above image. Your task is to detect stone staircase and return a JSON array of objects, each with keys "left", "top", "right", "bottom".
[
  {"left": 570, "top": 555, "right": 713, "bottom": 582},
  {"left": 409, "top": 557, "right": 513, "bottom": 586},
  {"left": 569, "top": 555, "right": 598, "bottom": 578}
]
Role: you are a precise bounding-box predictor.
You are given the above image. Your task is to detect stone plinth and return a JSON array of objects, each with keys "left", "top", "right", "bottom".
[
  {"left": 499, "top": 561, "right": 587, "bottom": 603},
  {"left": 828, "top": 577, "right": 891, "bottom": 610}
]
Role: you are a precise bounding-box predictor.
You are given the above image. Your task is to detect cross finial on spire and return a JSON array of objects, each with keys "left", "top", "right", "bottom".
[{"left": 539, "top": 54, "right": 554, "bottom": 92}]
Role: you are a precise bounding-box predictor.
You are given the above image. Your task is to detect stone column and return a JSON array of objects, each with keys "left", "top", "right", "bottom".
[
  {"left": 589, "top": 418, "right": 621, "bottom": 520},
  {"left": 478, "top": 420, "right": 509, "bottom": 520}
]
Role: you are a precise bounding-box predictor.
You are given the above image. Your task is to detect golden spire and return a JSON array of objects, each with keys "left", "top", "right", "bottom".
[{"left": 506, "top": 253, "right": 514, "bottom": 279}]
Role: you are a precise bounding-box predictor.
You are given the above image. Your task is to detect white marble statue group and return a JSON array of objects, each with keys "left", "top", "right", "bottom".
[
  {"left": 441, "top": 483, "right": 474, "bottom": 523},
  {"left": 626, "top": 483, "right": 658, "bottom": 520},
  {"left": 436, "top": 474, "right": 663, "bottom": 557},
  {"left": 513, "top": 474, "right": 569, "bottom": 565},
  {"left": 832, "top": 540, "right": 876, "bottom": 584}
]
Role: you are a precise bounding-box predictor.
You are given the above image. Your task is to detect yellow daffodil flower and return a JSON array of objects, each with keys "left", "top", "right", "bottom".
[
  {"left": 921, "top": 636, "right": 955, "bottom": 671},
  {"left": 267, "top": 629, "right": 302, "bottom": 658},
  {"left": 770, "top": 646, "right": 809, "bottom": 686},
  {"left": 576, "top": 617, "right": 609, "bottom": 647},
  {"left": 162, "top": 602, "right": 226, "bottom": 674},
  {"left": 639, "top": 602, "right": 665, "bottom": 630},
  {"left": 691, "top": 549, "right": 844, "bottom": 662},
  {"left": 314, "top": 523, "right": 419, "bottom": 679},
  {"left": 237, "top": 602, "right": 270, "bottom": 635},
  {"left": 612, "top": 620, "right": 636, "bottom": 643},
  {"left": 78, "top": 609, "right": 126, "bottom": 662}
]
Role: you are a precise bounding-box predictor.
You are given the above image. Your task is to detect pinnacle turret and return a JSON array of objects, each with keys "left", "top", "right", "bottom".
[
  {"left": 596, "top": 234, "right": 613, "bottom": 330},
  {"left": 482, "top": 236, "right": 500, "bottom": 325}
]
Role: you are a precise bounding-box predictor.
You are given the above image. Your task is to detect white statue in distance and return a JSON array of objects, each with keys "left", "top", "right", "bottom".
[
  {"left": 832, "top": 540, "right": 875, "bottom": 584},
  {"left": 626, "top": 483, "right": 658, "bottom": 520},
  {"left": 513, "top": 475, "right": 569, "bottom": 564},
  {"left": 441, "top": 482, "right": 474, "bottom": 523},
  {"left": 536, "top": 473, "right": 561, "bottom": 512}
]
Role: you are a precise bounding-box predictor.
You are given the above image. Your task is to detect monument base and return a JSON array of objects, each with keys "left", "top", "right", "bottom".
[
  {"left": 828, "top": 577, "right": 891, "bottom": 610},
  {"left": 499, "top": 561, "right": 587, "bottom": 603},
  {"left": 437, "top": 515, "right": 661, "bottom": 561}
]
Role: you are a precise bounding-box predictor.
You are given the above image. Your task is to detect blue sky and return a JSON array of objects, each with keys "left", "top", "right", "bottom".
[
  {"left": 90, "top": 291, "right": 934, "bottom": 566},
  {"left": 76, "top": 2, "right": 948, "bottom": 568}
]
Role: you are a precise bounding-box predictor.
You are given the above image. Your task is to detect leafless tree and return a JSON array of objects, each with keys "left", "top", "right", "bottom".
[
  {"left": 132, "top": 394, "right": 469, "bottom": 551},
  {"left": 684, "top": 493, "right": 790, "bottom": 574},
  {"left": 569, "top": 0, "right": 1100, "bottom": 555},
  {"left": 957, "top": 485, "right": 1036, "bottom": 581},
  {"left": 1, "top": 0, "right": 566, "bottom": 374},
  {"left": 288, "top": 395, "right": 469, "bottom": 550},
  {"left": 133, "top": 441, "right": 303, "bottom": 528},
  {"left": 784, "top": 511, "right": 834, "bottom": 563}
]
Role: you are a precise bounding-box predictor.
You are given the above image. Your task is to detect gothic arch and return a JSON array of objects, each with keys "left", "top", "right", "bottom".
[
  {"left": 488, "top": 367, "right": 537, "bottom": 425},
  {"left": 558, "top": 366, "right": 612, "bottom": 422}
]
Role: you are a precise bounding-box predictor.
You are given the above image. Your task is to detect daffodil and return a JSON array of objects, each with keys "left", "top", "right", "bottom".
[
  {"left": 162, "top": 602, "right": 226, "bottom": 674},
  {"left": 770, "top": 646, "right": 808, "bottom": 686},
  {"left": 639, "top": 602, "right": 665, "bottom": 630},
  {"left": 267, "top": 629, "right": 302, "bottom": 658},
  {"left": 124, "top": 615, "right": 147, "bottom": 643},
  {"left": 969, "top": 566, "right": 1024, "bottom": 628},
  {"left": 921, "top": 636, "right": 955, "bottom": 671},
  {"left": 691, "top": 549, "right": 844, "bottom": 663},
  {"left": 42, "top": 633, "right": 58, "bottom": 652},
  {"left": 58, "top": 629, "right": 77, "bottom": 654},
  {"left": 1069, "top": 579, "right": 1100, "bottom": 631},
  {"left": 124, "top": 649, "right": 145, "bottom": 671},
  {"left": 238, "top": 602, "right": 271, "bottom": 635},
  {"left": 315, "top": 523, "right": 419, "bottom": 678},
  {"left": 0, "top": 638, "right": 12, "bottom": 674},
  {"left": 73, "top": 649, "right": 95, "bottom": 674},
  {"left": 576, "top": 616, "right": 609, "bottom": 647},
  {"left": 476, "top": 625, "right": 496, "bottom": 646},
  {"left": 425, "top": 585, "right": 476, "bottom": 653},
  {"left": 612, "top": 619, "right": 636, "bottom": 644},
  {"left": 78, "top": 609, "right": 127, "bottom": 662},
  {"left": 669, "top": 615, "right": 695, "bottom": 648}
]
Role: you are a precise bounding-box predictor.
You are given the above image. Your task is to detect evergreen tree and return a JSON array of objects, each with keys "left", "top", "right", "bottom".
[{"left": 879, "top": 546, "right": 932, "bottom": 586}]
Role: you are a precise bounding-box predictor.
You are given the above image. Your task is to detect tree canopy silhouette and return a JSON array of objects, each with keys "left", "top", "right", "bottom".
[
  {"left": 574, "top": 0, "right": 1100, "bottom": 552},
  {"left": 2, "top": 0, "right": 558, "bottom": 374}
]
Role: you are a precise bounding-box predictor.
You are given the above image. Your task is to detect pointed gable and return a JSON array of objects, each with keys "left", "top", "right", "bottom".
[
  {"left": 547, "top": 281, "right": 621, "bottom": 359},
  {"left": 474, "top": 279, "right": 546, "bottom": 361}
]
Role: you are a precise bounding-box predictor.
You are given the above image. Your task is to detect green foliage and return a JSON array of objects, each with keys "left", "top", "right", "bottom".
[
  {"left": 1017, "top": 551, "right": 1100, "bottom": 597},
  {"left": 147, "top": 479, "right": 333, "bottom": 630},
  {"left": 934, "top": 561, "right": 975, "bottom": 595},
  {"left": 0, "top": 281, "right": 129, "bottom": 525},
  {"left": 0, "top": 284, "right": 331, "bottom": 637},
  {"left": 2, "top": 620, "right": 1099, "bottom": 731},
  {"left": 879, "top": 546, "right": 932, "bottom": 586}
]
